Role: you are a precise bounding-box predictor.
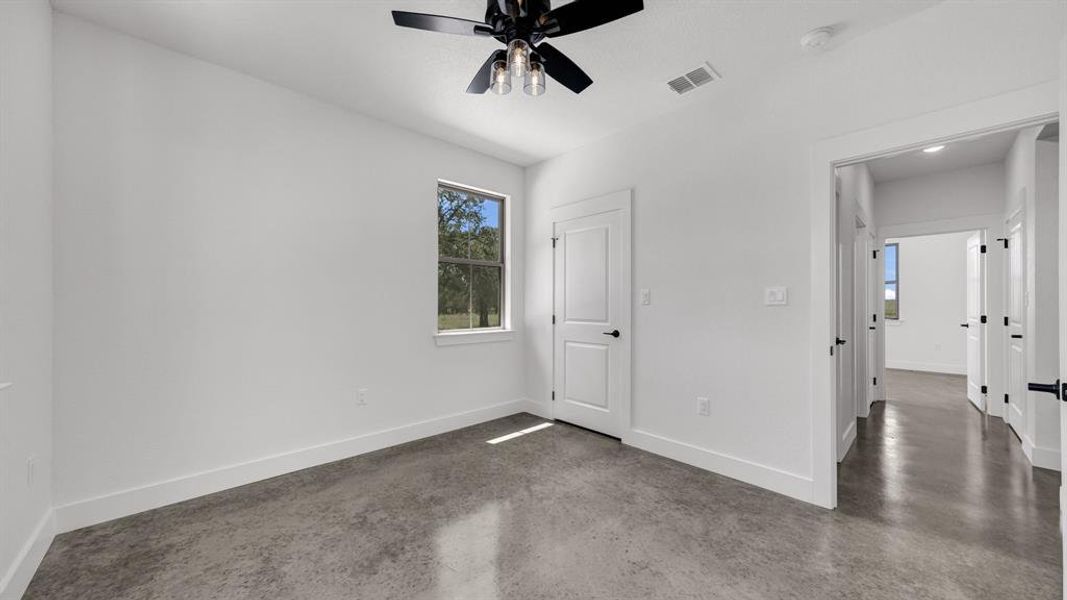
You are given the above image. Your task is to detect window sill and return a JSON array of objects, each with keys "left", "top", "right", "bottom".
[{"left": 435, "top": 329, "right": 514, "bottom": 346}]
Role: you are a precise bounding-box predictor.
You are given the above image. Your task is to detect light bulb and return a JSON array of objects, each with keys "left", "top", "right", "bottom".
[
  {"left": 508, "top": 40, "right": 530, "bottom": 77},
  {"left": 490, "top": 60, "right": 512, "bottom": 95},
  {"left": 524, "top": 61, "right": 545, "bottom": 96}
]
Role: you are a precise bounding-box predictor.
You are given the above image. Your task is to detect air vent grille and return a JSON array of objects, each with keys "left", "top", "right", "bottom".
[
  {"left": 667, "top": 76, "right": 695, "bottom": 95},
  {"left": 667, "top": 63, "right": 721, "bottom": 95}
]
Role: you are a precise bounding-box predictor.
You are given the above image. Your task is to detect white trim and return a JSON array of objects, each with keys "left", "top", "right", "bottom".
[
  {"left": 519, "top": 397, "right": 552, "bottom": 419},
  {"left": 0, "top": 382, "right": 12, "bottom": 392},
  {"left": 1022, "top": 435, "right": 1062, "bottom": 471},
  {"left": 434, "top": 178, "right": 514, "bottom": 337},
  {"left": 884, "top": 361, "right": 967, "bottom": 375},
  {"left": 435, "top": 329, "right": 514, "bottom": 346},
  {"left": 878, "top": 214, "right": 1002, "bottom": 240},
  {"left": 53, "top": 399, "right": 529, "bottom": 533},
  {"left": 0, "top": 510, "right": 55, "bottom": 600},
  {"left": 810, "top": 80, "right": 1060, "bottom": 509},
  {"left": 837, "top": 420, "right": 857, "bottom": 462},
  {"left": 626, "top": 429, "right": 813, "bottom": 503}
]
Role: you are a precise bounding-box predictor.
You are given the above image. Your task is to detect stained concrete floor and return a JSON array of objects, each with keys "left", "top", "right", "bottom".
[{"left": 24, "top": 369, "right": 1061, "bottom": 599}]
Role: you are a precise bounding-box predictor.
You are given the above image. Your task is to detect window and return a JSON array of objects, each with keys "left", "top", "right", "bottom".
[
  {"left": 884, "top": 242, "right": 899, "bottom": 319},
  {"left": 437, "top": 183, "right": 505, "bottom": 332}
]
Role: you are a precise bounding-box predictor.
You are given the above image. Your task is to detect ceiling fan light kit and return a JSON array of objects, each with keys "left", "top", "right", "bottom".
[{"left": 392, "top": 0, "right": 644, "bottom": 97}]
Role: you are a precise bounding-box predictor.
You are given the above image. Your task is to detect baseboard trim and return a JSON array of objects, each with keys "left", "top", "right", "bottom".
[
  {"left": 1022, "top": 435, "right": 1061, "bottom": 471},
  {"left": 885, "top": 361, "right": 966, "bottom": 375},
  {"left": 837, "top": 421, "right": 857, "bottom": 463},
  {"left": 624, "top": 429, "right": 813, "bottom": 504},
  {"left": 54, "top": 399, "right": 528, "bottom": 534},
  {"left": 519, "top": 398, "right": 552, "bottom": 419},
  {"left": 0, "top": 510, "right": 55, "bottom": 600}
]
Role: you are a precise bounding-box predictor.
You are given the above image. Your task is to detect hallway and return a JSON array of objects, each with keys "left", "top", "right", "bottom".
[{"left": 838, "top": 369, "right": 1061, "bottom": 596}]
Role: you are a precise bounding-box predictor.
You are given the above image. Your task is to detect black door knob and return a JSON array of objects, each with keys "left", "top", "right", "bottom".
[
  {"left": 1027, "top": 379, "right": 1061, "bottom": 399},
  {"left": 603, "top": 330, "right": 620, "bottom": 338}
]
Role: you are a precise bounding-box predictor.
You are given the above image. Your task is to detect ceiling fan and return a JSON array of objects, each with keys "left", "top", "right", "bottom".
[{"left": 391, "top": 0, "right": 644, "bottom": 96}]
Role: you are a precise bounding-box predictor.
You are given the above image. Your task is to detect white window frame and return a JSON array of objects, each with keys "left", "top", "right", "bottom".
[{"left": 434, "top": 179, "right": 513, "bottom": 346}]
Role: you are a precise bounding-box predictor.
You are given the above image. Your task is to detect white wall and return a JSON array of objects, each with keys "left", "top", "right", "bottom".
[
  {"left": 884, "top": 232, "right": 972, "bottom": 375},
  {"left": 524, "top": 2, "right": 1065, "bottom": 501},
  {"left": 52, "top": 15, "right": 527, "bottom": 526},
  {"left": 874, "top": 162, "right": 1006, "bottom": 228},
  {"left": 0, "top": 1, "right": 54, "bottom": 597}
]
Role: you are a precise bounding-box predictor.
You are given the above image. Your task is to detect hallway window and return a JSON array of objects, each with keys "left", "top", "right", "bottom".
[{"left": 885, "top": 243, "right": 899, "bottom": 319}]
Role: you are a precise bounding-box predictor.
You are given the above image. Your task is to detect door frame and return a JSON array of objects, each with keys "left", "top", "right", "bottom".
[
  {"left": 809, "top": 81, "right": 1059, "bottom": 509},
  {"left": 549, "top": 189, "right": 633, "bottom": 439}
]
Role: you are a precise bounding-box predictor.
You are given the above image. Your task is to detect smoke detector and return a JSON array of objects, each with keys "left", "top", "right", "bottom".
[{"left": 800, "top": 26, "right": 835, "bottom": 52}]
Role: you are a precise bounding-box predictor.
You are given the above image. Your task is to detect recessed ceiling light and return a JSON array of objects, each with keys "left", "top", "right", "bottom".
[
  {"left": 923, "top": 145, "right": 946, "bottom": 153},
  {"left": 800, "top": 27, "right": 835, "bottom": 52}
]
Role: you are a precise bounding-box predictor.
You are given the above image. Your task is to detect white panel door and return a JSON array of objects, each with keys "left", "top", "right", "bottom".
[
  {"left": 552, "top": 198, "right": 630, "bottom": 438},
  {"left": 867, "top": 235, "right": 879, "bottom": 410},
  {"left": 965, "top": 232, "right": 986, "bottom": 410},
  {"left": 1006, "top": 205, "right": 1027, "bottom": 434},
  {"left": 854, "top": 231, "right": 869, "bottom": 418},
  {"left": 1056, "top": 36, "right": 1066, "bottom": 600}
]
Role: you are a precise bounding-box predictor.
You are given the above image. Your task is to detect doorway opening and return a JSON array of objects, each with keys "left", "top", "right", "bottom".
[{"left": 825, "top": 117, "right": 1061, "bottom": 590}]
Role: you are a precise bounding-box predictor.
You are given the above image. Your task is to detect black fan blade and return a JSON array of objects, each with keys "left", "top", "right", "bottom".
[
  {"left": 495, "top": 0, "right": 519, "bottom": 17},
  {"left": 540, "top": 0, "right": 643, "bottom": 37},
  {"left": 535, "top": 43, "right": 593, "bottom": 94},
  {"left": 392, "top": 11, "right": 494, "bottom": 36},
  {"left": 467, "top": 50, "right": 507, "bottom": 94}
]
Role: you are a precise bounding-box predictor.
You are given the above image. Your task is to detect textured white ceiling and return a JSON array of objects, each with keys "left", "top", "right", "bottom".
[
  {"left": 866, "top": 128, "right": 1021, "bottom": 184},
  {"left": 53, "top": 0, "right": 938, "bottom": 166}
]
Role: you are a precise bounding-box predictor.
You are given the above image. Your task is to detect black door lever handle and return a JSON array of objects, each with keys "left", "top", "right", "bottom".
[
  {"left": 1027, "top": 379, "right": 1061, "bottom": 400},
  {"left": 1011, "top": 334, "right": 1023, "bottom": 339},
  {"left": 835, "top": 338, "right": 847, "bottom": 345},
  {"left": 603, "top": 330, "right": 620, "bottom": 338},
  {"left": 960, "top": 323, "right": 969, "bottom": 328}
]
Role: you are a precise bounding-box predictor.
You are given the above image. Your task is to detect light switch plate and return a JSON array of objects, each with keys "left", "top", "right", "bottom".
[
  {"left": 640, "top": 289, "right": 651, "bottom": 305},
  {"left": 764, "top": 287, "right": 788, "bottom": 306}
]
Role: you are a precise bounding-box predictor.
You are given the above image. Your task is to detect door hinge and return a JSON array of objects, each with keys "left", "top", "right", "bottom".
[
  {"left": 551, "top": 237, "right": 558, "bottom": 248},
  {"left": 872, "top": 249, "right": 878, "bottom": 259},
  {"left": 981, "top": 385, "right": 988, "bottom": 394},
  {"left": 996, "top": 237, "right": 1008, "bottom": 249},
  {"left": 551, "top": 390, "right": 556, "bottom": 401},
  {"left": 872, "top": 314, "right": 878, "bottom": 323},
  {"left": 980, "top": 244, "right": 987, "bottom": 254},
  {"left": 1004, "top": 393, "right": 1009, "bottom": 404},
  {"left": 830, "top": 346, "right": 834, "bottom": 356},
  {"left": 873, "top": 377, "right": 877, "bottom": 386},
  {"left": 1004, "top": 316, "right": 1009, "bottom": 326},
  {"left": 980, "top": 315, "right": 987, "bottom": 324},
  {"left": 552, "top": 314, "right": 556, "bottom": 325}
]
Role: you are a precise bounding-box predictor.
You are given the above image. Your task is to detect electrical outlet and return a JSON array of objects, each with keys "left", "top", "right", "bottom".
[
  {"left": 26, "top": 456, "right": 37, "bottom": 488},
  {"left": 357, "top": 388, "right": 368, "bottom": 406},
  {"left": 697, "top": 397, "right": 710, "bottom": 417}
]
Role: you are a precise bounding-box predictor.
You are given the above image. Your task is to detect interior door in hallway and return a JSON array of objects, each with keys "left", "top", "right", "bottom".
[
  {"left": 552, "top": 192, "right": 631, "bottom": 438},
  {"left": 1006, "top": 204, "right": 1027, "bottom": 435},
  {"left": 965, "top": 232, "right": 986, "bottom": 410}
]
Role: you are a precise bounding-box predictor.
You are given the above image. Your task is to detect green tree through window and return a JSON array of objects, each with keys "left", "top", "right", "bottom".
[{"left": 438, "top": 184, "right": 505, "bottom": 331}]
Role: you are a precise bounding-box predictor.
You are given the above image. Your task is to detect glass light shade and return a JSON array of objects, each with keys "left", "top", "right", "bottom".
[
  {"left": 524, "top": 62, "right": 546, "bottom": 96},
  {"left": 508, "top": 39, "right": 530, "bottom": 77},
  {"left": 490, "top": 60, "right": 512, "bottom": 95}
]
